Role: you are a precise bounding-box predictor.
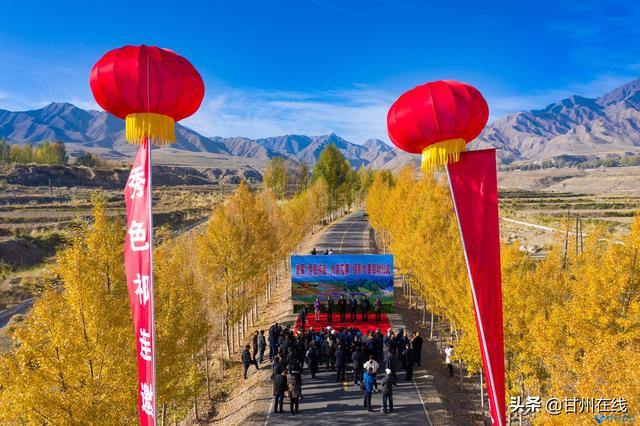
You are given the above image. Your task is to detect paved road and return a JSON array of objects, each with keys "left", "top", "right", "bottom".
[
  {"left": 311, "top": 211, "right": 372, "bottom": 255},
  {"left": 266, "top": 211, "right": 432, "bottom": 425},
  {"left": 0, "top": 298, "right": 34, "bottom": 328}
]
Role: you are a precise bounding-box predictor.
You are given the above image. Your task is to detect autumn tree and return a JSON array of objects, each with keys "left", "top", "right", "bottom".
[
  {"left": 0, "top": 200, "right": 137, "bottom": 424},
  {"left": 313, "top": 144, "right": 352, "bottom": 219},
  {"left": 297, "top": 162, "right": 311, "bottom": 191},
  {"left": 264, "top": 157, "right": 288, "bottom": 199},
  {"left": 366, "top": 167, "right": 640, "bottom": 425}
]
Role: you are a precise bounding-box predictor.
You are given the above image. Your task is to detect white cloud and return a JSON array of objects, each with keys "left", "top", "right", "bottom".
[{"left": 181, "top": 85, "right": 394, "bottom": 143}]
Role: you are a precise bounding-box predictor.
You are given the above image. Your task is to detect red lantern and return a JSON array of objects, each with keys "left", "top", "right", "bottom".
[
  {"left": 387, "top": 80, "right": 489, "bottom": 172},
  {"left": 89, "top": 45, "right": 205, "bottom": 145}
]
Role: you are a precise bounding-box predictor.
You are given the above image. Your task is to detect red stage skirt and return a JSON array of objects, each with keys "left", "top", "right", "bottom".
[{"left": 294, "top": 312, "right": 391, "bottom": 335}]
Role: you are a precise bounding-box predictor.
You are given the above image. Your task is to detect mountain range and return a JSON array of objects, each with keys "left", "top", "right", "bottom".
[
  {"left": 1, "top": 78, "right": 639, "bottom": 169},
  {"left": 472, "top": 78, "right": 640, "bottom": 164},
  {"left": 0, "top": 101, "right": 402, "bottom": 169}
]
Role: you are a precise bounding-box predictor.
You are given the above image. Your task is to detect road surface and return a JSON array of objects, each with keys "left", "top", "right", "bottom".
[
  {"left": 310, "top": 211, "right": 372, "bottom": 255},
  {"left": 265, "top": 211, "right": 432, "bottom": 425},
  {"left": 0, "top": 298, "right": 34, "bottom": 328}
]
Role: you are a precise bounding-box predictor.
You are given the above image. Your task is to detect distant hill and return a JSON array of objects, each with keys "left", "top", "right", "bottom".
[{"left": 2, "top": 78, "right": 640, "bottom": 170}]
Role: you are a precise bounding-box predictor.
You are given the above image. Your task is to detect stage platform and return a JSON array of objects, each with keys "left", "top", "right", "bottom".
[{"left": 294, "top": 312, "right": 391, "bottom": 335}]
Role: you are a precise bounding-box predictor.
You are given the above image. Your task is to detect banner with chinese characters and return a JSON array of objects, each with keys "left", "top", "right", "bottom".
[
  {"left": 447, "top": 149, "right": 506, "bottom": 426},
  {"left": 124, "top": 139, "right": 156, "bottom": 426},
  {"left": 291, "top": 254, "right": 393, "bottom": 313}
]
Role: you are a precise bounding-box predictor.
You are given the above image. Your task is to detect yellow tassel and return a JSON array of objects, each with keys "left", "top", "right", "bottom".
[
  {"left": 125, "top": 112, "right": 175, "bottom": 145},
  {"left": 420, "top": 138, "right": 467, "bottom": 174}
]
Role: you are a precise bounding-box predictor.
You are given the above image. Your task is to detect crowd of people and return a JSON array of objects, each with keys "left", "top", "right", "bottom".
[{"left": 242, "top": 321, "right": 436, "bottom": 415}]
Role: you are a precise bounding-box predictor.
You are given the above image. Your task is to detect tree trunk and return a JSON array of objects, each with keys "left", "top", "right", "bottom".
[
  {"left": 205, "top": 338, "right": 211, "bottom": 399},
  {"left": 161, "top": 403, "right": 166, "bottom": 426},
  {"left": 430, "top": 311, "right": 434, "bottom": 340},
  {"left": 193, "top": 396, "right": 199, "bottom": 421},
  {"left": 480, "top": 373, "right": 485, "bottom": 418},
  {"left": 223, "top": 319, "right": 230, "bottom": 359}
]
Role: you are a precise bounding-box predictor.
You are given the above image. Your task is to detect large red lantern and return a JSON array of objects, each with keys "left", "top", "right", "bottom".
[
  {"left": 386, "top": 80, "right": 489, "bottom": 172},
  {"left": 90, "top": 45, "right": 205, "bottom": 145},
  {"left": 89, "top": 45, "right": 205, "bottom": 426}
]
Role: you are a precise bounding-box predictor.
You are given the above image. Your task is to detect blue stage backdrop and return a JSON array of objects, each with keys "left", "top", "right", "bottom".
[{"left": 291, "top": 254, "right": 394, "bottom": 313}]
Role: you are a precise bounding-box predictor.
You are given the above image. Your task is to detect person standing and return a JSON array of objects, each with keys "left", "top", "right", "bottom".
[
  {"left": 324, "top": 333, "right": 336, "bottom": 371},
  {"left": 363, "top": 368, "right": 375, "bottom": 412},
  {"left": 402, "top": 343, "right": 414, "bottom": 380},
  {"left": 273, "top": 370, "right": 288, "bottom": 413},
  {"left": 349, "top": 295, "right": 358, "bottom": 321},
  {"left": 311, "top": 247, "right": 317, "bottom": 255},
  {"left": 338, "top": 295, "right": 347, "bottom": 322},
  {"left": 313, "top": 297, "right": 321, "bottom": 321},
  {"left": 374, "top": 297, "right": 382, "bottom": 322},
  {"left": 445, "top": 345, "right": 454, "bottom": 377},
  {"left": 328, "top": 248, "right": 334, "bottom": 255},
  {"left": 380, "top": 368, "right": 395, "bottom": 413},
  {"left": 305, "top": 343, "right": 319, "bottom": 378},
  {"left": 242, "top": 344, "right": 259, "bottom": 379},
  {"left": 252, "top": 331, "right": 259, "bottom": 360},
  {"left": 352, "top": 346, "right": 364, "bottom": 386},
  {"left": 411, "top": 332, "right": 423, "bottom": 367},
  {"left": 335, "top": 345, "right": 346, "bottom": 382},
  {"left": 326, "top": 297, "right": 334, "bottom": 323},
  {"left": 299, "top": 305, "right": 308, "bottom": 332},
  {"left": 361, "top": 295, "right": 370, "bottom": 322},
  {"left": 363, "top": 354, "right": 379, "bottom": 391},
  {"left": 258, "top": 330, "right": 266, "bottom": 364},
  {"left": 268, "top": 323, "right": 279, "bottom": 362},
  {"left": 288, "top": 374, "right": 301, "bottom": 415}
]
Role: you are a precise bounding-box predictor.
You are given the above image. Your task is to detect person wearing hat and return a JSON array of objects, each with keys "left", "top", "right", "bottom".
[{"left": 380, "top": 368, "right": 395, "bottom": 413}]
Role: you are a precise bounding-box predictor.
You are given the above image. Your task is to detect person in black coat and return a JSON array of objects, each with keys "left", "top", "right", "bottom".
[
  {"left": 335, "top": 345, "right": 346, "bottom": 382},
  {"left": 273, "top": 370, "right": 288, "bottom": 413},
  {"left": 351, "top": 346, "right": 364, "bottom": 385},
  {"left": 242, "top": 344, "right": 259, "bottom": 379},
  {"left": 326, "top": 297, "right": 334, "bottom": 323},
  {"left": 380, "top": 368, "right": 395, "bottom": 413},
  {"left": 299, "top": 305, "right": 308, "bottom": 331},
  {"left": 305, "top": 343, "right": 319, "bottom": 378},
  {"left": 374, "top": 297, "right": 383, "bottom": 322},
  {"left": 338, "top": 295, "right": 347, "bottom": 322},
  {"left": 411, "top": 332, "right": 423, "bottom": 367},
  {"left": 402, "top": 344, "right": 414, "bottom": 380},
  {"left": 349, "top": 296, "right": 358, "bottom": 321},
  {"left": 268, "top": 323, "right": 280, "bottom": 362},
  {"left": 361, "top": 295, "right": 370, "bottom": 322}
]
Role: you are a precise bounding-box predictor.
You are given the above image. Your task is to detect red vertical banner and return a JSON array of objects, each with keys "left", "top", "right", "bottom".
[
  {"left": 447, "top": 149, "right": 506, "bottom": 426},
  {"left": 124, "top": 138, "right": 156, "bottom": 426}
]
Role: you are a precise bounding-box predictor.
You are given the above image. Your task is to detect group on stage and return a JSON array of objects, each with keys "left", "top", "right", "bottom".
[{"left": 298, "top": 294, "right": 384, "bottom": 330}]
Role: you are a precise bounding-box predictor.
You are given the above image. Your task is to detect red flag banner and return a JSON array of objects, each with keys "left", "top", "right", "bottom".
[
  {"left": 447, "top": 149, "right": 506, "bottom": 426},
  {"left": 124, "top": 139, "right": 156, "bottom": 425}
]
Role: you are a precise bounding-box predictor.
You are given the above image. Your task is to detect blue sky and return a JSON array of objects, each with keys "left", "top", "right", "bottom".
[{"left": 0, "top": 0, "right": 638, "bottom": 142}]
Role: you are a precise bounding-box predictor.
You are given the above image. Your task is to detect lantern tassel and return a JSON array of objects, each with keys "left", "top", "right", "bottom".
[
  {"left": 125, "top": 112, "right": 176, "bottom": 145},
  {"left": 421, "top": 138, "right": 467, "bottom": 173}
]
